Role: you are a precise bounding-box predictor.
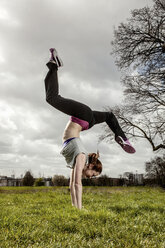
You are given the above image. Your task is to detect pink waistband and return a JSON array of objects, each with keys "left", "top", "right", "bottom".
[{"left": 70, "top": 116, "right": 89, "bottom": 131}]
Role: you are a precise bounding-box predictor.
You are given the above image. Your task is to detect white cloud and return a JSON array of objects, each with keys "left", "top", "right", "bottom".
[
  {"left": 0, "top": 49, "right": 5, "bottom": 63},
  {"left": 0, "top": 8, "right": 9, "bottom": 20},
  {"left": 0, "top": 6, "right": 20, "bottom": 27}
]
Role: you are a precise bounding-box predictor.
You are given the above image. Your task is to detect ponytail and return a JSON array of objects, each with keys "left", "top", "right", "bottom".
[{"left": 88, "top": 153, "right": 102, "bottom": 174}]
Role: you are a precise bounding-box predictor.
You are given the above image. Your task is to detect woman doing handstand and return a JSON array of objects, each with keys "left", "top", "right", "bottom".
[{"left": 44, "top": 48, "right": 135, "bottom": 209}]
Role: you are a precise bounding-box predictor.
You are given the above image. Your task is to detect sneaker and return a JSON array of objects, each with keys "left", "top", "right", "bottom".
[
  {"left": 115, "top": 136, "right": 136, "bottom": 154},
  {"left": 49, "top": 48, "right": 63, "bottom": 67}
]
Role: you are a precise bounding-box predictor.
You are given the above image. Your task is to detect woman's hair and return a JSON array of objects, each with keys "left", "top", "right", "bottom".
[{"left": 88, "top": 153, "right": 102, "bottom": 174}]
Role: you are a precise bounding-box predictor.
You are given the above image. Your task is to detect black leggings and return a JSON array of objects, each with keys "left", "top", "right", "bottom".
[{"left": 44, "top": 62, "right": 126, "bottom": 138}]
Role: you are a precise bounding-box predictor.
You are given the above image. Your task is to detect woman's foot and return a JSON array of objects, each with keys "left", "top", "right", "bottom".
[
  {"left": 49, "top": 48, "right": 63, "bottom": 67},
  {"left": 115, "top": 136, "right": 136, "bottom": 154}
]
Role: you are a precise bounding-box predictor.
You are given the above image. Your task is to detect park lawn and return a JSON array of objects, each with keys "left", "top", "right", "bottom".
[{"left": 0, "top": 186, "right": 164, "bottom": 248}]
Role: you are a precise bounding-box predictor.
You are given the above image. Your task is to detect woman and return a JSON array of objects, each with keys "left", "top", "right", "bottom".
[{"left": 44, "top": 48, "right": 135, "bottom": 209}]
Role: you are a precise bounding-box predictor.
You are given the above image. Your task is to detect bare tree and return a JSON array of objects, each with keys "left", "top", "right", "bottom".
[
  {"left": 145, "top": 155, "right": 165, "bottom": 187},
  {"left": 102, "top": 0, "right": 165, "bottom": 151},
  {"left": 112, "top": 0, "right": 165, "bottom": 72}
]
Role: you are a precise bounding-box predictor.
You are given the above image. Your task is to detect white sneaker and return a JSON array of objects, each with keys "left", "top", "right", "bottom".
[
  {"left": 115, "top": 136, "right": 136, "bottom": 154},
  {"left": 49, "top": 48, "right": 63, "bottom": 67}
]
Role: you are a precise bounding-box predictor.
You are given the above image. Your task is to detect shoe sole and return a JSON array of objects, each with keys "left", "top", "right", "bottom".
[
  {"left": 116, "top": 136, "right": 136, "bottom": 154},
  {"left": 49, "top": 48, "right": 63, "bottom": 67}
]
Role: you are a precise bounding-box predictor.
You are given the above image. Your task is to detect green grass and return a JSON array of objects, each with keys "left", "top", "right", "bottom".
[{"left": 0, "top": 186, "right": 164, "bottom": 248}]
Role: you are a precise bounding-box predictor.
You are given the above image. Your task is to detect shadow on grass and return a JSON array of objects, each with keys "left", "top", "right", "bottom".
[{"left": 108, "top": 205, "right": 165, "bottom": 214}]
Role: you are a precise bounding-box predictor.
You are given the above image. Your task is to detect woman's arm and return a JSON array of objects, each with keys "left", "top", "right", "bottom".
[
  {"left": 70, "top": 153, "right": 86, "bottom": 210},
  {"left": 70, "top": 169, "right": 78, "bottom": 208}
]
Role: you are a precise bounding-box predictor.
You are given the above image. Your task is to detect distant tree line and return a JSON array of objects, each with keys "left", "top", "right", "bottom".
[{"left": 21, "top": 155, "right": 165, "bottom": 188}]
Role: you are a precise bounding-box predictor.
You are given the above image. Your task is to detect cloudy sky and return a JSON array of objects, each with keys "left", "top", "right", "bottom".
[{"left": 0, "top": 0, "right": 157, "bottom": 179}]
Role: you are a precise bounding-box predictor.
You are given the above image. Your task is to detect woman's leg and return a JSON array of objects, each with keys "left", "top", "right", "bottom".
[
  {"left": 91, "top": 111, "right": 136, "bottom": 153},
  {"left": 44, "top": 62, "right": 93, "bottom": 124},
  {"left": 92, "top": 111, "right": 126, "bottom": 138}
]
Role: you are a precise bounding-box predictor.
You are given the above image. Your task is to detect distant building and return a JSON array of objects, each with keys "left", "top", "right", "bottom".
[
  {"left": 0, "top": 176, "right": 22, "bottom": 187},
  {"left": 134, "top": 173, "right": 144, "bottom": 185},
  {"left": 42, "top": 177, "right": 53, "bottom": 186},
  {"left": 123, "top": 172, "right": 144, "bottom": 186},
  {"left": 0, "top": 176, "right": 54, "bottom": 187}
]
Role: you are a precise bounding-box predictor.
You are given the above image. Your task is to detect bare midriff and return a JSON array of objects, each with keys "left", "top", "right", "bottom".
[{"left": 62, "top": 120, "right": 82, "bottom": 142}]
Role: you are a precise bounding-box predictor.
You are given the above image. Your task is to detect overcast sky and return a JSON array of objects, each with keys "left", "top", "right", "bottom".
[{"left": 0, "top": 0, "right": 157, "bottom": 179}]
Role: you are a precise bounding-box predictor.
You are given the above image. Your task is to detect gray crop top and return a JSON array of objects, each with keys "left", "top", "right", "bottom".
[{"left": 60, "top": 137, "right": 88, "bottom": 168}]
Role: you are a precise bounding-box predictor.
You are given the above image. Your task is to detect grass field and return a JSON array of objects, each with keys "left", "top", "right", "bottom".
[{"left": 0, "top": 186, "right": 164, "bottom": 248}]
